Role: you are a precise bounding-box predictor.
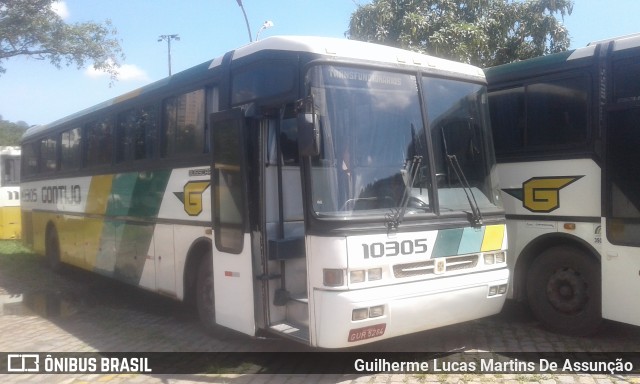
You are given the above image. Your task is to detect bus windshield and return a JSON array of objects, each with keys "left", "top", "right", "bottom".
[{"left": 307, "top": 65, "right": 501, "bottom": 221}]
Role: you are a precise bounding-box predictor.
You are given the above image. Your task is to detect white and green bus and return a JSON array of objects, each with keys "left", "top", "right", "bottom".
[
  {"left": 486, "top": 34, "right": 640, "bottom": 335},
  {"left": 21, "top": 36, "right": 508, "bottom": 348},
  {"left": 0, "top": 146, "right": 21, "bottom": 240}
]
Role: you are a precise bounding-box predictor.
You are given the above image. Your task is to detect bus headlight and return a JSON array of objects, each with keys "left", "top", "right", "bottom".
[
  {"left": 488, "top": 284, "right": 508, "bottom": 297},
  {"left": 369, "top": 305, "right": 384, "bottom": 318},
  {"left": 352, "top": 305, "right": 385, "bottom": 321},
  {"left": 350, "top": 270, "right": 365, "bottom": 283},
  {"left": 349, "top": 268, "right": 383, "bottom": 283},
  {"left": 352, "top": 308, "right": 369, "bottom": 321},
  {"left": 484, "top": 253, "right": 495, "bottom": 265},
  {"left": 368, "top": 268, "right": 382, "bottom": 281},
  {"left": 484, "top": 251, "right": 506, "bottom": 266}
]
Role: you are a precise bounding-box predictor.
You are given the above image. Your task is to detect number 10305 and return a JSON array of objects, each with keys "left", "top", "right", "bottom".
[{"left": 362, "top": 239, "right": 428, "bottom": 258}]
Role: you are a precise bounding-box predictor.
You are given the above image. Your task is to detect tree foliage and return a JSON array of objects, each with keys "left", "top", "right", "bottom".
[
  {"left": 348, "top": 0, "right": 573, "bottom": 67},
  {"left": 0, "top": 116, "right": 28, "bottom": 146},
  {"left": 0, "top": 0, "right": 123, "bottom": 80}
]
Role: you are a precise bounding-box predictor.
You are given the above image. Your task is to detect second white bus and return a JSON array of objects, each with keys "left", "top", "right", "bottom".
[
  {"left": 0, "top": 146, "right": 21, "bottom": 239},
  {"left": 486, "top": 34, "right": 640, "bottom": 335}
]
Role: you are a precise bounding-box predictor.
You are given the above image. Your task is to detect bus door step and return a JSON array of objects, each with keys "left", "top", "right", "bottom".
[
  {"left": 286, "top": 295, "right": 309, "bottom": 327},
  {"left": 269, "top": 321, "right": 309, "bottom": 344}
]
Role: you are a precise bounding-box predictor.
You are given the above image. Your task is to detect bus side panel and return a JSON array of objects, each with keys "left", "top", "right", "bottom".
[
  {"left": 497, "top": 159, "right": 602, "bottom": 299},
  {"left": 0, "top": 205, "right": 21, "bottom": 240},
  {"left": 154, "top": 167, "right": 213, "bottom": 300},
  {"left": 21, "top": 170, "right": 190, "bottom": 293},
  {"left": 498, "top": 159, "right": 601, "bottom": 219}
]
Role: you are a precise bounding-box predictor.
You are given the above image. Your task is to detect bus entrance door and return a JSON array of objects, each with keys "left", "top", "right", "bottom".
[
  {"left": 209, "top": 110, "right": 256, "bottom": 336},
  {"left": 601, "top": 221, "right": 640, "bottom": 327},
  {"left": 602, "top": 107, "right": 640, "bottom": 327},
  {"left": 263, "top": 115, "right": 310, "bottom": 343}
]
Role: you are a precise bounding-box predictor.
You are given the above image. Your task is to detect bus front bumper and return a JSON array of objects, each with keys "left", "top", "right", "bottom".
[{"left": 312, "top": 267, "right": 509, "bottom": 348}]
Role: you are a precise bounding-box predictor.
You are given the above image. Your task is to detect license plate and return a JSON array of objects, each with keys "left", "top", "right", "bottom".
[{"left": 348, "top": 323, "right": 386, "bottom": 342}]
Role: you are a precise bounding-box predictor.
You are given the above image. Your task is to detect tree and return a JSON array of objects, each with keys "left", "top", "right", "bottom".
[
  {"left": 0, "top": 0, "right": 123, "bottom": 80},
  {"left": 348, "top": 0, "right": 573, "bottom": 67},
  {"left": 0, "top": 115, "right": 28, "bottom": 146}
]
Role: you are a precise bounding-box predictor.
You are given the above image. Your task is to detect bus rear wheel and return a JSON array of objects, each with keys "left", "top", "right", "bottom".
[
  {"left": 196, "top": 253, "right": 217, "bottom": 333},
  {"left": 526, "top": 245, "right": 602, "bottom": 336}
]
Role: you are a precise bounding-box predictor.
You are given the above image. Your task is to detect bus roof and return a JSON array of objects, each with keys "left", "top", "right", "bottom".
[
  {"left": 484, "top": 47, "right": 595, "bottom": 84},
  {"left": 24, "top": 35, "right": 485, "bottom": 140},
  {"left": 210, "top": 35, "right": 484, "bottom": 78},
  {"left": 485, "top": 33, "right": 640, "bottom": 86}
]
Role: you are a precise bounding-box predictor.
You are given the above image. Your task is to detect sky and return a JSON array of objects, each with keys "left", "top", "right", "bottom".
[{"left": 1, "top": 0, "right": 639, "bottom": 126}]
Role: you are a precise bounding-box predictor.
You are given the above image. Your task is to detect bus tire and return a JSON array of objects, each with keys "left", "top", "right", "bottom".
[
  {"left": 526, "top": 245, "right": 602, "bottom": 336},
  {"left": 46, "top": 227, "right": 61, "bottom": 272},
  {"left": 196, "top": 253, "right": 217, "bottom": 334}
]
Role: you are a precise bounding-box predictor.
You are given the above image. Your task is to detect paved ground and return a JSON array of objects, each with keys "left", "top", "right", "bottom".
[{"left": 0, "top": 241, "right": 639, "bottom": 383}]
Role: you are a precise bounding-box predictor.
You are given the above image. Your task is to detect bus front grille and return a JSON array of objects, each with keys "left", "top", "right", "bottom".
[{"left": 393, "top": 255, "right": 479, "bottom": 278}]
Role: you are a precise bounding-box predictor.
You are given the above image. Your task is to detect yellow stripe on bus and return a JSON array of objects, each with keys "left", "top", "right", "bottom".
[
  {"left": 480, "top": 224, "right": 505, "bottom": 252},
  {"left": 83, "top": 175, "right": 114, "bottom": 268},
  {"left": 86, "top": 175, "right": 114, "bottom": 215}
]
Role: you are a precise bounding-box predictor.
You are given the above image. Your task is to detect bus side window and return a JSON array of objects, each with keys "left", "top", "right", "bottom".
[
  {"left": 526, "top": 76, "right": 589, "bottom": 147},
  {"left": 85, "top": 117, "right": 113, "bottom": 167},
  {"left": 488, "top": 87, "right": 525, "bottom": 155},
  {"left": 61, "top": 127, "right": 82, "bottom": 171},
  {"left": 23, "top": 142, "right": 39, "bottom": 177},
  {"left": 117, "top": 105, "right": 158, "bottom": 162},
  {"left": 3, "top": 157, "right": 20, "bottom": 185},
  {"left": 40, "top": 136, "right": 57, "bottom": 173},
  {"left": 613, "top": 57, "right": 640, "bottom": 103},
  {"left": 162, "top": 89, "right": 206, "bottom": 158}
]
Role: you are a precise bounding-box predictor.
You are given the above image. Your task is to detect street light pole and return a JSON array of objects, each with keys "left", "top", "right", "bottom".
[
  {"left": 158, "top": 34, "right": 180, "bottom": 76},
  {"left": 235, "top": 0, "right": 252, "bottom": 42}
]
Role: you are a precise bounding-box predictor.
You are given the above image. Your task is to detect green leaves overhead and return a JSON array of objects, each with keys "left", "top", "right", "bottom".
[
  {"left": 0, "top": 0, "right": 123, "bottom": 80},
  {"left": 348, "top": 0, "right": 573, "bottom": 67}
]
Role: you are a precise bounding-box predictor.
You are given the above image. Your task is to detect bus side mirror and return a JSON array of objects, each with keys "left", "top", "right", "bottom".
[{"left": 297, "top": 111, "right": 321, "bottom": 157}]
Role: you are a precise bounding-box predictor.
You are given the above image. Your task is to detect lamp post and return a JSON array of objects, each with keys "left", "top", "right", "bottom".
[
  {"left": 158, "top": 34, "right": 180, "bottom": 76},
  {"left": 256, "top": 20, "right": 274, "bottom": 41},
  {"left": 235, "top": 0, "right": 252, "bottom": 42}
]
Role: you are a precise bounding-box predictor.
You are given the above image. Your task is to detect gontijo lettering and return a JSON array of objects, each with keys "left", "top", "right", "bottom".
[{"left": 41, "top": 185, "right": 82, "bottom": 204}]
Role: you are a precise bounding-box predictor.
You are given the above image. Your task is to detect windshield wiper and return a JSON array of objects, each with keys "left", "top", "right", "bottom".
[
  {"left": 386, "top": 155, "right": 422, "bottom": 231},
  {"left": 441, "top": 127, "right": 483, "bottom": 228}
]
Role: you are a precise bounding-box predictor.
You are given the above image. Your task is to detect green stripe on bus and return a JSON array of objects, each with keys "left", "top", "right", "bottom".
[
  {"left": 106, "top": 170, "right": 172, "bottom": 218},
  {"left": 457, "top": 226, "right": 485, "bottom": 254},
  {"left": 432, "top": 228, "right": 464, "bottom": 258},
  {"left": 94, "top": 170, "right": 172, "bottom": 283}
]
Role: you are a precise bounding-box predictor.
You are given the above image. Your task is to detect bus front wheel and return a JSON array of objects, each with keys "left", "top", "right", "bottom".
[
  {"left": 526, "top": 245, "right": 602, "bottom": 336},
  {"left": 196, "top": 253, "right": 217, "bottom": 333}
]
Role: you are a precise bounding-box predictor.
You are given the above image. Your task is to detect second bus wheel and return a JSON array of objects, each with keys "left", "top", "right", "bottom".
[{"left": 526, "top": 245, "right": 602, "bottom": 336}]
